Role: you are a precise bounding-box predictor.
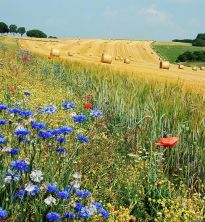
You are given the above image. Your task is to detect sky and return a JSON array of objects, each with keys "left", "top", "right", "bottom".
[{"left": 0, "top": 0, "right": 204, "bottom": 41}]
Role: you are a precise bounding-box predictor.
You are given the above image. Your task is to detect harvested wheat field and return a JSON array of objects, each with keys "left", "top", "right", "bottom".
[{"left": 19, "top": 38, "right": 205, "bottom": 92}]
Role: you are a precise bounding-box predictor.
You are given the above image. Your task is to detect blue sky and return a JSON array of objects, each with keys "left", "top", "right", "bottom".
[{"left": 1, "top": 0, "right": 204, "bottom": 40}]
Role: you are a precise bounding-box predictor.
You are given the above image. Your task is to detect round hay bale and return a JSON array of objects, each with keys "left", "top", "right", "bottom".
[
  {"left": 115, "top": 56, "right": 120, "bottom": 61},
  {"left": 120, "top": 57, "right": 124, "bottom": 61},
  {"left": 50, "top": 48, "right": 60, "bottom": 57},
  {"left": 178, "top": 64, "right": 184, "bottom": 69},
  {"left": 124, "top": 58, "right": 130, "bottom": 64},
  {"left": 68, "top": 52, "right": 74, "bottom": 56},
  {"left": 200, "top": 66, "right": 204, "bottom": 70},
  {"left": 192, "top": 67, "right": 197, "bottom": 71},
  {"left": 160, "top": 61, "right": 170, "bottom": 70},
  {"left": 101, "top": 53, "right": 112, "bottom": 64}
]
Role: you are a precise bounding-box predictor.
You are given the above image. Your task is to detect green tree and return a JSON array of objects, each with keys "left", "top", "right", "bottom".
[
  {"left": 17, "top": 27, "right": 26, "bottom": 36},
  {"left": 196, "top": 33, "right": 205, "bottom": 40},
  {"left": 26, "top": 29, "right": 47, "bottom": 38},
  {"left": 9, "top": 24, "right": 17, "bottom": 35},
  {"left": 0, "top": 22, "right": 9, "bottom": 35},
  {"left": 192, "top": 38, "right": 205, "bottom": 47}
]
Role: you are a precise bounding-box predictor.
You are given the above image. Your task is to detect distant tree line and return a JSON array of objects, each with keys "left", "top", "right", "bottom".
[
  {"left": 173, "top": 33, "right": 205, "bottom": 47},
  {"left": 176, "top": 50, "right": 205, "bottom": 62},
  {"left": 0, "top": 21, "right": 56, "bottom": 39},
  {"left": 172, "top": 39, "right": 193, "bottom": 44}
]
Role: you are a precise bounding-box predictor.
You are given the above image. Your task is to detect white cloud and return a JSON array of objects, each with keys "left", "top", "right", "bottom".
[{"left": 139, "top": 6, "right": 169, "bottom": 23}]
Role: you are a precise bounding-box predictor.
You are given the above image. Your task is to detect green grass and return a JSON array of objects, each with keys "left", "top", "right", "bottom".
[{"left": 153, "top": 42, "right": 205, "bottom": 64}]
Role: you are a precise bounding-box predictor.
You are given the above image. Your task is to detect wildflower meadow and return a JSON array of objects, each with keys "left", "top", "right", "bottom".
[{"left": 0, "top": 37, "right": 204, "bottom": 221}]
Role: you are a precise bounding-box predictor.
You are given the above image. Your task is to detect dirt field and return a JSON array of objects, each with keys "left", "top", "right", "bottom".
[{"left": 19, "top": 38, "right": 205, "bottom": 92}]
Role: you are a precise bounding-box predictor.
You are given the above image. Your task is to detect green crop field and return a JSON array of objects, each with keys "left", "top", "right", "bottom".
[{"left": 153, "top": 42, "right": 205, "bottom": 65}]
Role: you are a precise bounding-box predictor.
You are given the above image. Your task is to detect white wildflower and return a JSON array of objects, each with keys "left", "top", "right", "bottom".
[
  {"left": 4, "top": 176, "right": 12, "bottom": 183},
  {"left": 72, "top": 172, "right": 82, "bottom": 180},
  {"left": 70, "top": 112, "right": 77, "bottom": 117},
  {"left": 25, "top": 183, "right": 36, "bottom": 193},
  {"left": 30, "top": 170, "right": 43, "bottom": 183},
  {"left": 44, "top": 196, "right": 57, "bottom": 206},
  {"left": 72, "top": 180, "right": 81, "bottom": 189}
]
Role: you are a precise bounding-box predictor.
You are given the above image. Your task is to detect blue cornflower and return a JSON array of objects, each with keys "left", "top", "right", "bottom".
[
  {"left": 90, "top": 109, "right": 103, "bottom": 119},
  {"left": 78, "top": 206, "right": 95, "bottom": 219},
  {"left": 46, "top": 183, "right": 58, "bottom": 193},
  {"left": 64, "top": 212, "right": 75, "bottom": 219},
  {"left": 83, "top": 190, "right": 91, "bottom": 198},
  {"left": 0, "top": 119, "right": 6, "bottom": 125},
  {"left": 14, "top": 127, "right": 29, "bottom": 136},
  {"left": 56, "top": 137, "right": 66, "bottom": 143},
  {"left": 46, "top": 212, "right": 60, "bottom": 222},
  {"left": 0, "top": 104, "right": 8, "bottom": 111},
  {"left": 76, "top": 189, "right": 83, "bottom": 198},
  {"left": 98, "top": 208, "right": 109, "bottom": 219},
  {"left": 59, "top": 126, "right": 73, "bottom": 134},
  {"left": 0, "top": 207, "right": 8, "bottom": 220},
  {"left": 73, "top": 114, "right": 87, "bottom": 123},
  {"left": 62, "top": 101, "right": 75, "bottom": 110},
  {"left": 25, "top": 184, "right": 40, "bottom": 196},
  {"left": 75, "top": 203, "right": 84, "bottom": 212},
  {"left": 38, "top": 131, "right": 52, "bottom": 139},
  {"left": 31, "top": 122, "right": 46, "bottom": 130},
  {"left": 5, "top": 170, "right": 21, "bottom": 182},
  {"left": 24, "top": 91, "right": 30, "bottom": 96},
  {"left": 8, "top": 108, "right": 20, "bottom": 115},
  {"left": 18, "top": 110, "right": 33, "bottom": 117},
  {"left": 0, "top": 132, "right": 2, "bottom": 137},
  {"left": 56, "top": 148, "right": 66, "bottom": 153},
  {"left": 16, "top": 189, "right": 26, "bottom": 199},
  {"left": 41, "top": 104, "right": 57, "bottom": 114},
  {"left": 57, "top": 190, "right": 70, "bottom": 199},
  {"left": 77, "top": 134, "right": 89, "bottom": 143},
  {"left": 76, "top": 189, "right": 91, "bottom": 199},
  {"left": 0, "top": 137, "right": 6, "bottom": 144},
  {"left": 50, "top": 129, "right": 61, "bottom": 136},
  {"left": 65, "top": 185, "right": 72, "bottom": 192},
  {"left": 93, "top": 202, "right": 103, "bottom": 210},
  {"left": 78, "top": 210, "right": 90, "bottom": 219},
  {"left": 10, "top": 160, "right": 29, "bottom": 172},
  {"left": 9, "top": 148, "right": 19, "bottom": 155}
]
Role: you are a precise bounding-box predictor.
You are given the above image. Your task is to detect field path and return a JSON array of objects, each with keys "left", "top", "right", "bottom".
[{"left": 19, "top": 38, "right": 205, "bottom": 91}]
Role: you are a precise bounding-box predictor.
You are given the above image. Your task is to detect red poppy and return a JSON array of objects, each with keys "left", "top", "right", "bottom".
[
  {"left": 84, "top": 103, "right": 93, "bottom": 109},
  {"left": 22, "top": 56, "right": 30, "bottom": 63},
  {"left": 85, "top": 95, "right": 93, "bottom": 101},
  {"left": 9, "top": 86, "right": 15, "bottom": 94},
  {"left": 156, "top": 137, "right": 179, "bottom": 147}
]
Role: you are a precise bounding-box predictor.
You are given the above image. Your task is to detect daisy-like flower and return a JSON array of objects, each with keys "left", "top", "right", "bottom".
[
  {"left": 72, "top": 181, "right": 81, "bottom": 189},
  {"left": 4, "top": 170, "right": 21, "bottom": 183},
  {"left": 72, "top": 172, "right": 82, "bottom": 180},
  {"left": 25, "top": 183, "right": 40, "bottom": 196},
  {"left": 44, "top": 196, "right": 57, "bottom": 206},
  {"left": 1, "top": 145, "right": 12, "bottom": 153},
  {"left": 70, "top": 112, "right": 77, "bottom": 117},
  {"left": 30, "top": 170, "right": 43, "bottom": 183}
]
